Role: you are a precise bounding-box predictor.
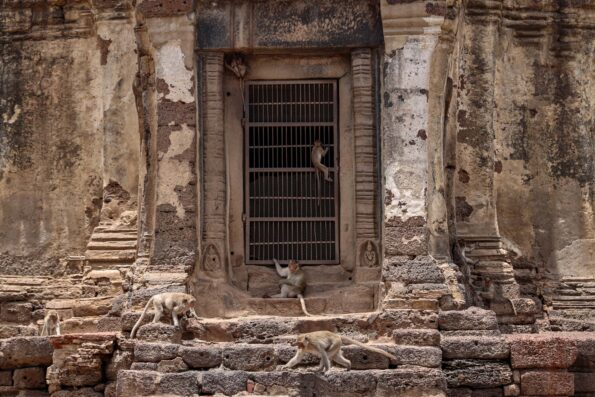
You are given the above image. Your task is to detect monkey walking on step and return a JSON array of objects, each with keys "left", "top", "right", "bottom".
[
  {"left": 130, "top": 292, "right": 198, "bottom": 338},
  {"left": 265, "top": 259, "right": 312, "bottom": 317},
  {"left": 283, "top": 331, "right": 397, "bottom": 373}
]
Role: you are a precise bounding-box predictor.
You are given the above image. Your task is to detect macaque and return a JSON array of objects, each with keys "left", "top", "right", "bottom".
[
  {"left": 283, "top": 331, "right": 397, "bottom": 373},
  {"left": 267, "top": 259, "right": 311, "bottom": 317},
  {"left": 311, "top": 139, "right": 332, "bottom": 182},
  {"left": 40, "top": 310, "right": 61, "bottom": 336},
  {"left": 131, "top": 292, "right": 197, "bottom": 338}
]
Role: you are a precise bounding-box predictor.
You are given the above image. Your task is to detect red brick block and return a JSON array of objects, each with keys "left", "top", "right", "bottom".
[
  {"left": 510, "top": 335, "right": 577, "bottom": 369},
  {"left": 520, "top": 371, "right": 574, "bottom": 396}
]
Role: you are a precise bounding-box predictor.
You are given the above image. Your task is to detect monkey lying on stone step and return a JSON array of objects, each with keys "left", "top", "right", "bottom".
[
  {"left": 264, "top": 258, "right": 311, "bottom": 317},
  {"left": 283, "top": 330, "right": 397, "bottom": 373},
  {"left": 130, "top": 292, "right": 197, "bottom": 338},
  {"left": 40, "top": 310, "right": 61, "bottom": 336}
]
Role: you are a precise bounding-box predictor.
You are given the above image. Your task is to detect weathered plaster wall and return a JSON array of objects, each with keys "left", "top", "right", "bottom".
[
  {"left": 451, "top": 0, "right": 594, "bottom": 291},
  {"left": 0, "top": 2, "right": 139, "bottom": 275},
  {"left": 146, "top": 15, "right": 197, "bottom": 271},
  {"left": 0, "top": 36, "right": 103, "bottom": 275}
]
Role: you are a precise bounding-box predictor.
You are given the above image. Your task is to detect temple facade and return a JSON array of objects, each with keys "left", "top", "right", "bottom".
[{"left": 0, "top": 0, "right": 593, "bottom": 396}]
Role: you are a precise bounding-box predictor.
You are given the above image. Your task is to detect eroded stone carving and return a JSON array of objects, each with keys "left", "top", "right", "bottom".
[
  {"left": 202, "top": 244, "right": 222, "bottom": 272},
  {"left": 361, "top": 240, "right": 378, "bottom": 267}
]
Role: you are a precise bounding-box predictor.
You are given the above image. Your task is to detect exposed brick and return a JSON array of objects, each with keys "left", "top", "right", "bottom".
[
  {"left": 520, "top": 370, "right": 574, "bottom": 396},
  {"left": 510, "top": 335, "right": 578, "bottom": 369}
]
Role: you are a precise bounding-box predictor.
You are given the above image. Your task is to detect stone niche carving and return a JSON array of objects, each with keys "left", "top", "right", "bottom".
[
  {"left": 361, "top": 240, "right": 379, "bottom": 267},
  {"left": 202, "top": 243, "right": 222, "bottom": 273}
]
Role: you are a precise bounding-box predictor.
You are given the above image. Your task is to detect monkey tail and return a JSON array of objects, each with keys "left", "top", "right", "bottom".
[
  {"left": 130, "top": 297, "right": 154, "bottom": 338},
  {"left": 315, "top": 171, "right": 321, "bottom": 207},
  {"left": 340, "top": 336, "right": 397, "bottom": 360},
  {"left": 297, "top": 294, "right": 312, "bottom": 317}
]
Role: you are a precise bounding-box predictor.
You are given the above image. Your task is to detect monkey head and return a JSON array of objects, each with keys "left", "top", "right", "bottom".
[
  {"left": 183, "top": 296, "right": 197, "bottom": 306},
  {"left": 295, "top": 334, "right": 308, "bottom": 348},
  {"left": 288, "top": 260, "right": 300, "bottom": 273},
  {"left": 313, "top": 139, "right": 321, "bottom": 147}
]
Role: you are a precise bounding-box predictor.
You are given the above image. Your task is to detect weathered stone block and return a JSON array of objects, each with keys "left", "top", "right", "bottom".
[
  {"left": 0, "top": 302, "right": 33, "bottom": 323},
  {"left": 134, "top": 342, "right": 179, "bottom": 363},
  {"left": 157, "top": 357, "right": 188, "bottom": 373},
  {"left": 0, "top": 324, "right": 38, "bottom": 339},
  {"left": 115, "top": 370, "right": 158, "bottom": 396},
  {"left": 201, "top": 370, "right": 250, "bottom": 396},
  {"left": 136, "top": 323, "right": 182, "bottom": 344},
  {"left": 394, "top": 329, "right": 441, "bottom": 346},
  {"left": 574, "top": 372, "right": 595, "bottom": 393},
  {"left": 439, "top": 307, "right": 498, "bottom": 331},
  {"left": 105, "top": 350, "right": 132, "bottom": 381},
  {"left": 520, "top": 370, "right": 574, "bottom": 396},
  {"left": 52, "top": 388, "right": 101, "bottom": 397},
  {"left": 443, "top": 360, "right": 513, "bottom": 388},
  {"left": 441, "top": 336, "right": 509, "bottom": 360},
  {"left": 0, "top": 337, "right": 53, "bottom": 369},
  {"left": 383, "top": 256, "right": 445, "bottom": 284},
  {"left": 179, "top": 345, "right": 222, "bottom": 369},
  {"left": 503, "top": 384, "right": 520, "bottom": 396},
  {"left": 394, "top": 346, "right": 442, "bottom": 367},
  {"left": 130, "top": 362, "right": 158, "bottom": 371},
  {"left": 13, "top": 367, "right": 46, "bottom": 389},
  {"left": 509, "top": 335, "right": 578, "bottom": 369},
  {"left": 222, "top": 345, "right": 277, "bottom": 371},
  {"left": 157, "top": 371, "right": 201, "bottom": 395},
  {"left": 0, "top": 370, "right": 12, "bottom": 386},
  {"left": 376, "top": 367, "right": 448, "bottom": 393},
  {"left": 342, "top": 345, "right": 390, "bottom": 369}
]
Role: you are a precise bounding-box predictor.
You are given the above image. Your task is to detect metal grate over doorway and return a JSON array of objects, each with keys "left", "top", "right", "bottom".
[{"left": 245, "top": 80, "right": 339, "bottom": 265}]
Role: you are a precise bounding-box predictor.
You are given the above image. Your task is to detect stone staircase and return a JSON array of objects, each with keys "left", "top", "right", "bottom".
[
  {"left": 85, "top": 222, "right": 138, "bottom": 270},
  {"left": 115, "top": 310, "right": 447, "bottom": 396}
]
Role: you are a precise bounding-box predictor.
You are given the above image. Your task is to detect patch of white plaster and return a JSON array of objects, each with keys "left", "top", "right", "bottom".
[
  {"left": 2, "top": 104, "right": 21, "bottom": 124},
  {"left": 155, "top": 40, "right": 194, "bottom": 104},
  {"left": 157, "top": 124, "right": 194, "bottom": 218},
  {"left": 548, "top": 238, "right": 595, "bottom": 277}
]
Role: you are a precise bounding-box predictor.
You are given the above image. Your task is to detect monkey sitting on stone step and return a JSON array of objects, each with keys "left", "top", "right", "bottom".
[
  {"left": 130, "top": 292, "right": 197, "bottom": 338},
  {"left": 40, "top": 310, "right": 61, "bottom": 336},
  {"left": 283, "top": 330, "right": 397, "bottom": 373},
  {"left": 264, "top": 259, "right": 312, "bottom": 317}
]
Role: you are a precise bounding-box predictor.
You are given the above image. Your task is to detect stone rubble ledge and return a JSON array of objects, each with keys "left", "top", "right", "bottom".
[
  {"left": 122, "top": 309, "right": 439, "bottom": 342},
  {"left": 116, "top": 367, "right": 447, "bottom": 397},
  {"left": 132, "top": 340, "right": 443, "bottom": 371}
]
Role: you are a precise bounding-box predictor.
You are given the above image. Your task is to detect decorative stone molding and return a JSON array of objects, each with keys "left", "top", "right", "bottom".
[
  {"left": 200, "top": 52, "right": 227, "bottom": 279},
  {"left": 351, "top": 48, "right": 380, "bottom": 266}
]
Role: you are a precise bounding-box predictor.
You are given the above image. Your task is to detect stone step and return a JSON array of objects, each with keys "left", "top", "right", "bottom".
[
  {"left": 116, "top": 366, "right": 447, "bottom": 397},
  {"left": 87, "top": 240, "right": 138, "bottom": 250},
  {"left": 122, "top": 309, "right": 439, "bottom": 342},
  {"left": 85, "top": 249, "right": 136, "bottom": 262},
  {"left": 91, "top": 232, "right": 138, "bottom": 241},
  {"left": 131, "top": 340, "right": 442, "bottom": 371}
]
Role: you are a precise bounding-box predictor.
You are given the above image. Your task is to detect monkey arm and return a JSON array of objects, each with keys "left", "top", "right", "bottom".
[
  {"left": 279, "top": 279, "right": 292, "bottom": 285},
  {"left": 273, "top": 258, "right": 288, "bottom": 277},
  {"left": 55, "top": 321, "right": 61, "bottom": 336}
]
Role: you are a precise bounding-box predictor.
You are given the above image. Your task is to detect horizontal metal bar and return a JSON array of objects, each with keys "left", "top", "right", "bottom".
[
  {"left": 249, "top": 168, "right": 336, "bottom": 172},
  {"left": 246, "top": 80, "right": 335, "bottom": 86},
  {"left": 249, "top": 101, "right": 334, "bottom": 105},
  {"left": 250, "top": 196, "right": 334, "bottom": 200},
  {"left": 247, "top": 122, "right": 335, "bottom": 127},
  {"left": 248, "top": 217, "right": 335, "bottom": 222},
  {"left": 247, "top": 260, "right": 339, "bottom": 265},
  {"left": 249, "top": 241, "right": 336, "bottom": 245}
]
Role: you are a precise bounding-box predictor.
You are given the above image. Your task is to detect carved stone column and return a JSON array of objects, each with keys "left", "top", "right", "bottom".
[
  {"left": 199, "top": 52, "right": 227, "bottom": 280},
  {"left": 351, "top": 48, "right": 381, "bottom": 279}
]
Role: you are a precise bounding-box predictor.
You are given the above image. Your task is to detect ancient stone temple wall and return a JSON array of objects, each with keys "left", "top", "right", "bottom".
[
  {"left": 0, "top": 0, "right": 594, "bottom": 396},
  {"left": 0, "top": 1, "right": 139, "bottom": 276}
]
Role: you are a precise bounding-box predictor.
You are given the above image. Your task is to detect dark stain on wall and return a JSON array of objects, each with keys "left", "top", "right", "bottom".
[
  {"left": 96, "top": 36, "right": 112, "bottom": 66},
  {"left": 455, "top": 196, "right": 473, "bottom": 221},
  {"left": 458, "top": 169, "right": 470, "bottom": 184}
]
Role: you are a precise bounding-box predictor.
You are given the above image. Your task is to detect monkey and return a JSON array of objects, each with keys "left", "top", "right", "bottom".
[
  {"left": 283, "top": 331, "right": 397, "bottom": 373},
  {"left": 311, "top": 139, "right": 332, "bottom": 206},
  {"left": 130, "top": 292, "right": 197, "bottom": 338},
  {"left": 40, "top": 310, "right": 61, "bottom": 336},
  {"left": 266, "top": 258, "right": 312, "bottom": 317},
  {"left": 311, "top": 139, "right": 332, "bottom": 182}
]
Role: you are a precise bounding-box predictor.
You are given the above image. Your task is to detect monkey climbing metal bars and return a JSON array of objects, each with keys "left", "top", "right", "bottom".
[{"left": 244, "top": 80, "right": 339, "bottom": 265}]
